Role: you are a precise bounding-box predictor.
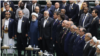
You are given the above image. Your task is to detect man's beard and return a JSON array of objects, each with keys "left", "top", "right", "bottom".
[
  {"left": 18, "top": 15, "right": 22, "bottom": 18},
  {"left": 90, "top": 43, "right": 93, "bottom": 46},
  {"left": 44, "top": 16, "right": 48, "bottom": 19}
]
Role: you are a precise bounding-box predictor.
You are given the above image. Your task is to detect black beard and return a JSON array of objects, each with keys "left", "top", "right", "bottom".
[{"left": 20, "top": 6, "right": 24, "bottom": 9}]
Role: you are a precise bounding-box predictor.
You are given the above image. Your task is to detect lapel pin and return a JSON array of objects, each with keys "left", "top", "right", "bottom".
[
  {"left": 22, "top": 21, "right": 24, "bottom": 22},
  {"left": 72, "top": 8, "right": 73, "bottom": 9},
  {"left": 47, "top": 21, "right": 49, "bottom": 23}
]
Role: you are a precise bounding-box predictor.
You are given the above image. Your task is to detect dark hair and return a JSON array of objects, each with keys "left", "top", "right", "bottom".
[
  {"left": 93, "top": 9, "right": 99, "bottom": 15},
  {"left": 54, "top": 11, "right": 60, "bottom": 15},
  {"left": 5, "top": 11, "right": 11, "bottom": 16},
  {"left": 58, "top": 13, "right": 65, "bottom": 20},
  {"left": 83, "top": 1, "right": 88, "bottom": 7}
]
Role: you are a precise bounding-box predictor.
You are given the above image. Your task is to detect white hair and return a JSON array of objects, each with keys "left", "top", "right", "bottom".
[
  {"left": 95, "top": 0, "right": 99, "bottom": 5},
  {"left": 18, "top": 10, "right": 24, "bottom": 13},
  {"left": 47, "top": 1, "right": 52, "bottom": 4}
]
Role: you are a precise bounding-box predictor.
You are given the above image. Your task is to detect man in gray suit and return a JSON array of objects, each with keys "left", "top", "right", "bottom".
[{"left": 79, "top": 7, "right": 92, "bottom": 31}]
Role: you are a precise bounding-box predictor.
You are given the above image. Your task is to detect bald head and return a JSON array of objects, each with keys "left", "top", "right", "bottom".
[
  {"left": 55, "top": 2, "right": 60, "bottom": 9},
  {"left": 70, "top": 25, "right": 77, "bottom": 33},
  {"left": 35, "top": 6, "right": 40, "bottom": 13},
  {"left": 85, "top": 33, "right": 92, "bottom": 42},
  {"left": 62, "top": 20, "right": 68, "bottom": 27}
]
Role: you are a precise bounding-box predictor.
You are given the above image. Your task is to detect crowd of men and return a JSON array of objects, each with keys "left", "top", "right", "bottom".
[{"left": 1, "top": 0, "right": 100, "bottom": 56}]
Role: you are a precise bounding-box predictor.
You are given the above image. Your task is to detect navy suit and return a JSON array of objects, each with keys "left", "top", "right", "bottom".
[
  {"left": 41, "top": 5, "right": 55, "bottom": 18},
  {"left": 73, "top": 35, "right": 85, "bottom": 56},
  {"left": 94, "top": 5, "right": 100, "bottom": 18},
  {"left": 68, "top": 33, "right": 77, "bottom": 56},
  {"left": 65, "top": 3, "right": 79, "bottom": 22},
  {"left": 64, "top": 31, "right": 73, "bottom": 54}
]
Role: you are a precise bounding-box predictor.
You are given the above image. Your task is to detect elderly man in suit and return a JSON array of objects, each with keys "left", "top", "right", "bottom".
[
  {"left": 82, "top": 33, "right": 92, "bottom": 56},
  {"left": 88, "top": 36, "right": 97, "bottom": 56},
  {"left": 68, "top": 25, "right": 77, "bottom": 56},
  {"left": 15, "top": 10, "right": 29, "bottom": 56},
  {"left": 2, "top": 11, "right": 15, "bottom": 54},
  {"left": 79, "top": 7, "right": 92, "bottom": 31},
  {"left": 89, "top": 9, "right": 99, "bottom": 37},
  {"left": 73, "top": 27, "right": 86, "bottom": 56},
  {"left": 94, "top": 1, "right": 100, "bottom": 18},
  {"left": 61, "top": 9, "right": 69, "bottom": 20},
  {"left": 41, "top": 1, "right": 55, "bottom": 18},
  {"left": 54, "top": 2, "right": 61, "bottom": 12},
  {"left": 39, "top": 11, "right": 53, "bottom": 53},
  {"left": 65, "top": 0, "right": 79, "bottom": 24}
]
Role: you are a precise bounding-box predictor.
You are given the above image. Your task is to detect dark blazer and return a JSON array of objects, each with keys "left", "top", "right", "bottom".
[
  {"left": 37, "top": 13, "right": 43, "bottom": 21},
  {"left": 15, "top": 17, "right": 29, "bottom": 38},
  {"left": 89, "top": 16, "right": 99, "bottom": 37},
  {"left": 60, "top": 3, "right": 69, "bottom": 9},
  {"left": 88, "top": 47, "right": 96, "bottom": 56},
  {"left": 64, "top": 31, "right": 73, "bottom": 53},
  {"left": 2, "top": 18, "right": 15, "bottom": 38},
  {"left": 40, "top": 17, "right": 53, "bottom": 39},
  {"left": 54, "top": 8, "right": 61, "bottom": 13},
  {"left": 1, "top": 11, "right": 15, "bottom": 19},
  {"left": 65, "top": 15, "right": 69, "bottom": 20},
  {"left": 79, "top": 13, "right": 92, "bottom": 31},
  {"left": 94, "top": 5, "right": 100, "bottom": 18},
  {"left": 52, "top": 19, "right": 59, "bottom": 42},
  {"left": 82, "top": 42, "right": 92, "bottom": 56},
  {"left": 27, "top": 3, "right": 41, "bottom": 15},
  {"left": 41, "top": 5, "right": 55, "bottom": 18},
  {"left": 65, "top": 3, "right": 79, "bottom": 22},
  {"left": 74, "top": 35, "right": 85, "bottom": 56},
  {"left": 68, "top": 33, "right": 77, "bottom": 56}
]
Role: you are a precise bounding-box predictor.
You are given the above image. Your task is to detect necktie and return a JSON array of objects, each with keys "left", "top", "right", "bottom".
[
  {"left": 82, "top": 14, "right": 86, "bottom": 26},
  {"left": 53, "top": 20, "right": 56, "bottom": 25},
  {"left": 61, "top": 29, "right": 67, "bottom": 43}
]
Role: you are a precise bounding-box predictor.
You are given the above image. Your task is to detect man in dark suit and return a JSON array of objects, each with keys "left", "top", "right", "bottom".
[
  {"left": 82, "top": 33, "right": 92, "bottom": 56},
  {"left": 94, "top": 1, "right": 100, "bottom": 18},
  {"left": 68, "top": 25, "right": 77, "bottom": 56},
  {"left": 60, "top": 0, "right": 68, "bottom": 9},
  {"left": 1, "top": 4, "right": 15, "bottom": 19},
  {"left": 88, "top": 37, "right": 97, "bottom": 56},
  {"left": 41, "top": 1, "right": 55, "bottom": 18},
  {"left": 15, "top": 10, "right": 29, "bottom": 56},
  {"left": 27, "top": 0, "right": 41, "bottom": 15},
  {"left": 89, "top": 9, "right": 99, "bottom": 37},
  {"left": 79, "top": 7, "right": 92, "bottom": 31},
  {"left": 65, "top": 0, "right": 79, "bottom": 24},
  {"left": 73, "top": 28, "right": 86, "bottom": 56},
  {"left": 39, "top": 11, "right": 53, "bottom": 53},
  {"left": 61, "top": 9, "right": 69, "bottom": 20},
  {"left": 54, "top": 2, "right": 61, "bottom": 12}
]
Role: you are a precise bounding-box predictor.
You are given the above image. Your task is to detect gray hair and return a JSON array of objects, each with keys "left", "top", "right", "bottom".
[
  {"left": 86, "top": 33, "right": 92, "bottom": 39},
  {"left": 69, "top": 21, "right": 74, "bottom": 26},
  {"left": 73, "top": 25, "right": 77, "bottom": 29},
  {"left": 47, "top": 1, "right": 52, "bottom": 5},
  {"left": 95, "top": 1, "right": 99, "bottom": 5},
  {"left": 18, "top": 10, "right": 24, "bottom": 13},
  {"left": 44, "top": 10, "right": 49, "bottom": 14}
]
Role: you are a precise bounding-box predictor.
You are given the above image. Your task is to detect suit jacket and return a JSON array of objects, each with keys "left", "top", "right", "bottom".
[
  {"left": 65, "top": 3, "right": 79, "bottom": 22},
  {"left": 89, "top": 16, "right": 99, "bottom": 37},
  {"left": 64, "top": 30, "right": 73, "bottom": 53},
  {"left": 27, "top": 3, "right": 41, "bottom": 15},
  {"left": 54, "top": 8, "right": 61, "bottom": 13},
  {"left": 60, "top": 3, "right": 69, "bottom": 9},
  {"left": 40, "top": 17, "right": 53, "bottom": 39},
  {"left": 52, "top": 19, "right": 59, "bottom": 42},
  {"left": 88, "top": 47, "right": 96, "bottom": 56},
  {"left": 2, "top": 18, "right": 15, "bottom": 38},
  {"left": 41, "top": 5, "right": 55, "bottom": 18},
  {"left": 15, "top": 17, "right": 29, "bottom": 38},
  {"left": 82, "top": 42, "right": 92, "bottom": 56},
  {"left": 65, "top": 15, "right": 69, "bottom": 20},
  {"left": 74, "top": 35, "right": 85, "bottom": 56},
  {"left": 79, "top": 13, "right": 92, "bottom": 31},
  {"left": 94, "top": 5, "right": 100, "bottom": 18},
  {"left": 68, "top": 33, "right": 77, "bottom": 55},
  {"left": 1, "top": 11, "right": 15, "bottom": 19}
]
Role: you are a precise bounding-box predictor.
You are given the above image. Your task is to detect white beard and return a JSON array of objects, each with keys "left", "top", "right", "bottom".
[
  {"left": 32, "top": 19, "right": 36, "bottom": 21},
  {"left": 90, "top": 43, "right": 93, "bottom": 46}
]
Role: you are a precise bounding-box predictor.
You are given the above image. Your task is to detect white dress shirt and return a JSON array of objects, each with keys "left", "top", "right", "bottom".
[
  {"left": 55, "top": 8, "right": 59, "bottom": 12},
  {"left": 4, "top": 18, "right": 9, "bottom": 30},
  {"left": 43, "top": 17, "right": 49, "bottom": 28},
  {"left": 17, "top": 17, "right": 23, "bottom": 33}
]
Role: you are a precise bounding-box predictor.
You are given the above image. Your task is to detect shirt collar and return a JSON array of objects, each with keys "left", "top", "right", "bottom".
[
  {"left": 93, "top": 16, "right": 98, "bottom": 20},
  {"left": 45, "top": 17, "right": 49, "bottom": 20},
  {"left": 70, "top": 3, "right": 74, "bottom": 6},
  {"left": 55, "top": 18, "right": 58, "bottom": 21},
  {"left": 80, "top": 35, "right": 84, "bottom": 38},
  {"left": 33, "top": 3, "right": 36, "bottom": 6},
  {"left": 56, "top": 8, "right": 59, "bottom": 11},
  {"left": 5, "top": 18, "right": 10, "bottom": 21},
  {"left": 86, "top": 40, "right": 90, "bottom": 44},
  {"left": 19, "top": 16, "right": 23, "bottom": 20}
]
